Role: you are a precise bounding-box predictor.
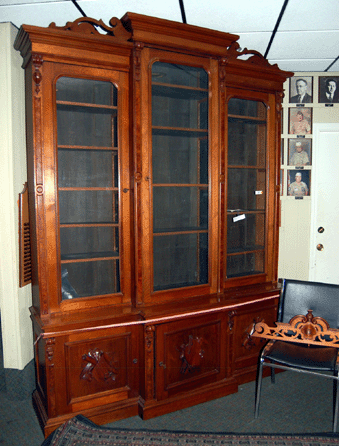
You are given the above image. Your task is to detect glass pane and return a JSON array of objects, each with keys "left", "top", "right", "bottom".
[
  {"left": 60, "top": 227, "right": 118, "bottom": 260},
  {"left": 57, "top": 77, "right": 120, "bottom": 299},
  {"left": 59, "top": 191, "right": 117, "bottom": 224},
  {"left": 227, "top": 98, "right": 267, "bottom": 280},
  {"left": 227, "top": 168, "right": 266, "bottom": 211},
  {"left": 152, "top": 62, "right": 208, "bottom": 88},
  {"left": 152, "top": 62, "right": 209, "bottom": 291},
  {"left": 61, "top": 260, "right": 120, "bottom": 299},
  {"left": 56, "top": 77, "right": 117, "bottom": 106},
  {"left": 227, "top": 213, "right": 265, "bottom": 253},
  {"left": 58, "top": 149, "right": 117, "bottom": 188},
  {"left": 227, "top": 251, "right": 264, "bottom": 278},
  {"left": 228, "top": 98, "right": 266, "bottom": 118},
  {"left": 153, "top": 136, "right": 208, "bottom": 184},
  {"left": 228, "top": 119, "right": 266, "bottom": 166},
  {"left": 154, "top": 233, "right": 208, "bottom": 290},
  {"left": 153, "top": 187, "right": 208, "bottom": 232},
  {"left": 57, "top": 105, "right": 116, "bottom": 147}
]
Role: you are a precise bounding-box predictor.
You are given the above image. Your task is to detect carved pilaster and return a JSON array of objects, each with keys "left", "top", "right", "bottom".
[
  {"left": 31, "top": 53, "right": 49, "bottom": 314},
  {"left": 228, "top": 310, "right": 236, "bottom": 331},
  {"left": 45, "top": 338, "right": 56, "bottom": 416},
  {"left": 32, "top": 53, "right": 43, "bottom": 95},
  {"left": 133, "top": 41, "right": 144, "bottom": 82},
  {"left": 144, "top": 325, "right": 155, "bottom": 399},
  {"left": 219, "top": 58, "right": 227, "bottom": 92}
]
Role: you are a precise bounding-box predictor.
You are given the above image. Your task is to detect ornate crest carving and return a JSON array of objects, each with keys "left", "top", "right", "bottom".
[
  {"left": 179, "top": 335, "right": 206, "bottom": 374},
  {"left": 224, "top": 41, "right": 279, "bottom": 69},
  {"left": 49, "top": 17, "right": 131, "bottom": 41},
  {"left": 80, "top": 348, "right": 118, "bottom": 383},
  {"left": 251, "top": 310, "right": 339, "bottom": 347}
]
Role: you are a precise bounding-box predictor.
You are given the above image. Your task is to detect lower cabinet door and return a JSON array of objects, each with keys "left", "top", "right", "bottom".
[
  {"left": 231, "top": 298, "right": 279, "bottom": 381},
  {"left": 155, "top": 312, "right": 228, "bottom": 400},
  {"left": 38, "top": 324, "right": 140, "bottom": 418}
]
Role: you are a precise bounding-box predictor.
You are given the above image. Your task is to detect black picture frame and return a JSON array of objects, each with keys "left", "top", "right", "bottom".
[
  {"left": 319, "top": 76, "right": 339, "bottom": 103},
  {"left": 290, "top": 76, "right": 313, "bottom": 103}
]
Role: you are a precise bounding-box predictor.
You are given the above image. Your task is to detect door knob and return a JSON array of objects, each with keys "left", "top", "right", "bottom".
[
  {"left": 316, "top": 244, "right": 324, "bottom": 251},
  {"left": 317, "top": 227, "right": 325, "bottom": 233}
]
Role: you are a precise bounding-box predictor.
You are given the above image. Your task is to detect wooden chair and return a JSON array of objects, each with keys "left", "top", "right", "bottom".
[{"left": 252, "top": 279, "right": 339, "bottom": 432}]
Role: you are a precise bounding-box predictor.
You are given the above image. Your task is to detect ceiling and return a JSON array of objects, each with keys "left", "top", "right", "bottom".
[{"left": 1, "top": 0, "right": 338, "bottom": 73}]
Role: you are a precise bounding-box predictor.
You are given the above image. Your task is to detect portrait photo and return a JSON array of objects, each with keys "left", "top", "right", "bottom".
[
  {"left": 281, "top": 139, "right": 284, "bottom": 165},
  {"left": 319, "top": 76, "right": 339, "bottom": 103},
  {"left": 289, "top": 76, "right": 313, "bottom": 103},
  {"left": 280, "top": 170, "right": 284, "bottom": 196},
  {"left": 289, "top": 107, "right": 312, "bottom": 135},
  {"left": 287, "top": 170, "right": 311, "bottom": 197},
  {"left": 288, "top": 139, "right": 312, "bottom": 167}
]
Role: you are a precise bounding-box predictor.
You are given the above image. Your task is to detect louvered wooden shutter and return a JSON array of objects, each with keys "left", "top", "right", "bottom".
[{"left": 19, "top": 182, "right": 31, "bottom": 287}]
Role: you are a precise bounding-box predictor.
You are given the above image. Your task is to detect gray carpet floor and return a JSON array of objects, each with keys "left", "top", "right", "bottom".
[{"left": 0, "top": 371, "right": 336, "bottom": 446}]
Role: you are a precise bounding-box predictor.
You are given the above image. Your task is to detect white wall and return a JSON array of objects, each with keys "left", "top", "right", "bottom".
[
  {"left": 278, "top": 72, "right": 339, "bottom": 281},
  {"left": 0, "top": 22, "right": 33, "bottom": 369}
]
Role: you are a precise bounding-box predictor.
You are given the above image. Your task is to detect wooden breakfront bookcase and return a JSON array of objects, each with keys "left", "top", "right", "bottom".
[{"left": 14, "top": 13, "right": 292, "bottom": 436}]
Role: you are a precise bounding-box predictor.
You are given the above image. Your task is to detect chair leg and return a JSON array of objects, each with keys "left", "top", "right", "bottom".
[
  {"left": 271, "top": 365, "right": 275, "bottom": 384},
  {"left": 333, "top": 375, "right": 339, "bottom": 433},
  {"left": 255, "top": 358, "right": 264, "bottom": 418}
]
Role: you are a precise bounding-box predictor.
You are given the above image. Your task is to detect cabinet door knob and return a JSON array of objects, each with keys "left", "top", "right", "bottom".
[
  {"left": 159, "top": 361, "right": 166, "bottom": 369},
  {"left": 123, "top": 188, "right": 129, "bottom": 193}
]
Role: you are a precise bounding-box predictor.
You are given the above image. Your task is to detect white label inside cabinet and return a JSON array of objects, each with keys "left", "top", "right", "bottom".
[
  {"left": 255, "top": 190, "right": 263, "bottom": 195},
  {"left": 233, "top": 214, "right": 246, "bottom": 223}
]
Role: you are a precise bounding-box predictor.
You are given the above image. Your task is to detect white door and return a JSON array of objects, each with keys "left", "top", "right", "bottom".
[{"left": 309, "top": 123, "right": 339, "bottom": 284}]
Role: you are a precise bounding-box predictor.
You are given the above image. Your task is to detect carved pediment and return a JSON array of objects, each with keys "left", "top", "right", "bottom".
[
  {"left": 224, "top": 41, "right": 280, "bottom": 70},
  {"left": 49, "top": 17, "right": 131, "bottom": 41}
]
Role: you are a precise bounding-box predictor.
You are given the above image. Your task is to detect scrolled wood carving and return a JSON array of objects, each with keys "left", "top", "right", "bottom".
[
  {"left": 224, "top": 41, "right": 280, "bottom": 69},
  {"left": 242, "top": 317, "right": 264, "bottom": 350},
  {"left": 251, "top": 310, "right": 339, "bottom": 347},
  {"left": 80, "top": 348, "right": 118, "bottom": 383},
  {"left": 49, "top": 17, "right": 131, "bottom": 41},
  {"left": 179, "top": 335, "right": 206, "bottom": 374}
]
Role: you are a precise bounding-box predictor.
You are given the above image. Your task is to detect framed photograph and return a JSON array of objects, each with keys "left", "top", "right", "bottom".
[
  {"left": 287, "top": 170, "right": 311, "bottom": 197},
  {"left": 289, "top": 107, "right": 312, "bottom": 135},
  {"left": 280, "top": 170, "right": 284, "bottom": 196},
  {"left": 281, "top": 139, "right": 284, "bottom": 165},
  {"left": 290, "top": 76, "right": 313, "bottom": 103},
  {"left": 319, "top": 76, "right": 339, "bottom": 103},
  {"left": 288, "top": 139, "right": 312, "bottom": 167}
]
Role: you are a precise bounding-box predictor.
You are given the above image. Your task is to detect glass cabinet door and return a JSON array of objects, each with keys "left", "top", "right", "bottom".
[
  {"left": 56, "top": 77, "right": 121, "bottom": 299},
  {"left": 151, "top": 62, "right": 209, "bottom": 291},
  {"left": 226, "top": 97, "right": 267, "bottom": 279}
]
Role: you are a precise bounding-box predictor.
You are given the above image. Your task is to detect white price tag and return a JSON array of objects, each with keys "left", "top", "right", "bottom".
[
  {"left": 233, "top": 214, "right": 246, "bottom": 222},
  {"left": 255, "top": 190, "right": 263, "bottom": 195}
]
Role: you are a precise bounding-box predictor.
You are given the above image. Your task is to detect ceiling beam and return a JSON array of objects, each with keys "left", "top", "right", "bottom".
[{"left": 264, "top": 0, "right": 289, "bottom": 59}]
